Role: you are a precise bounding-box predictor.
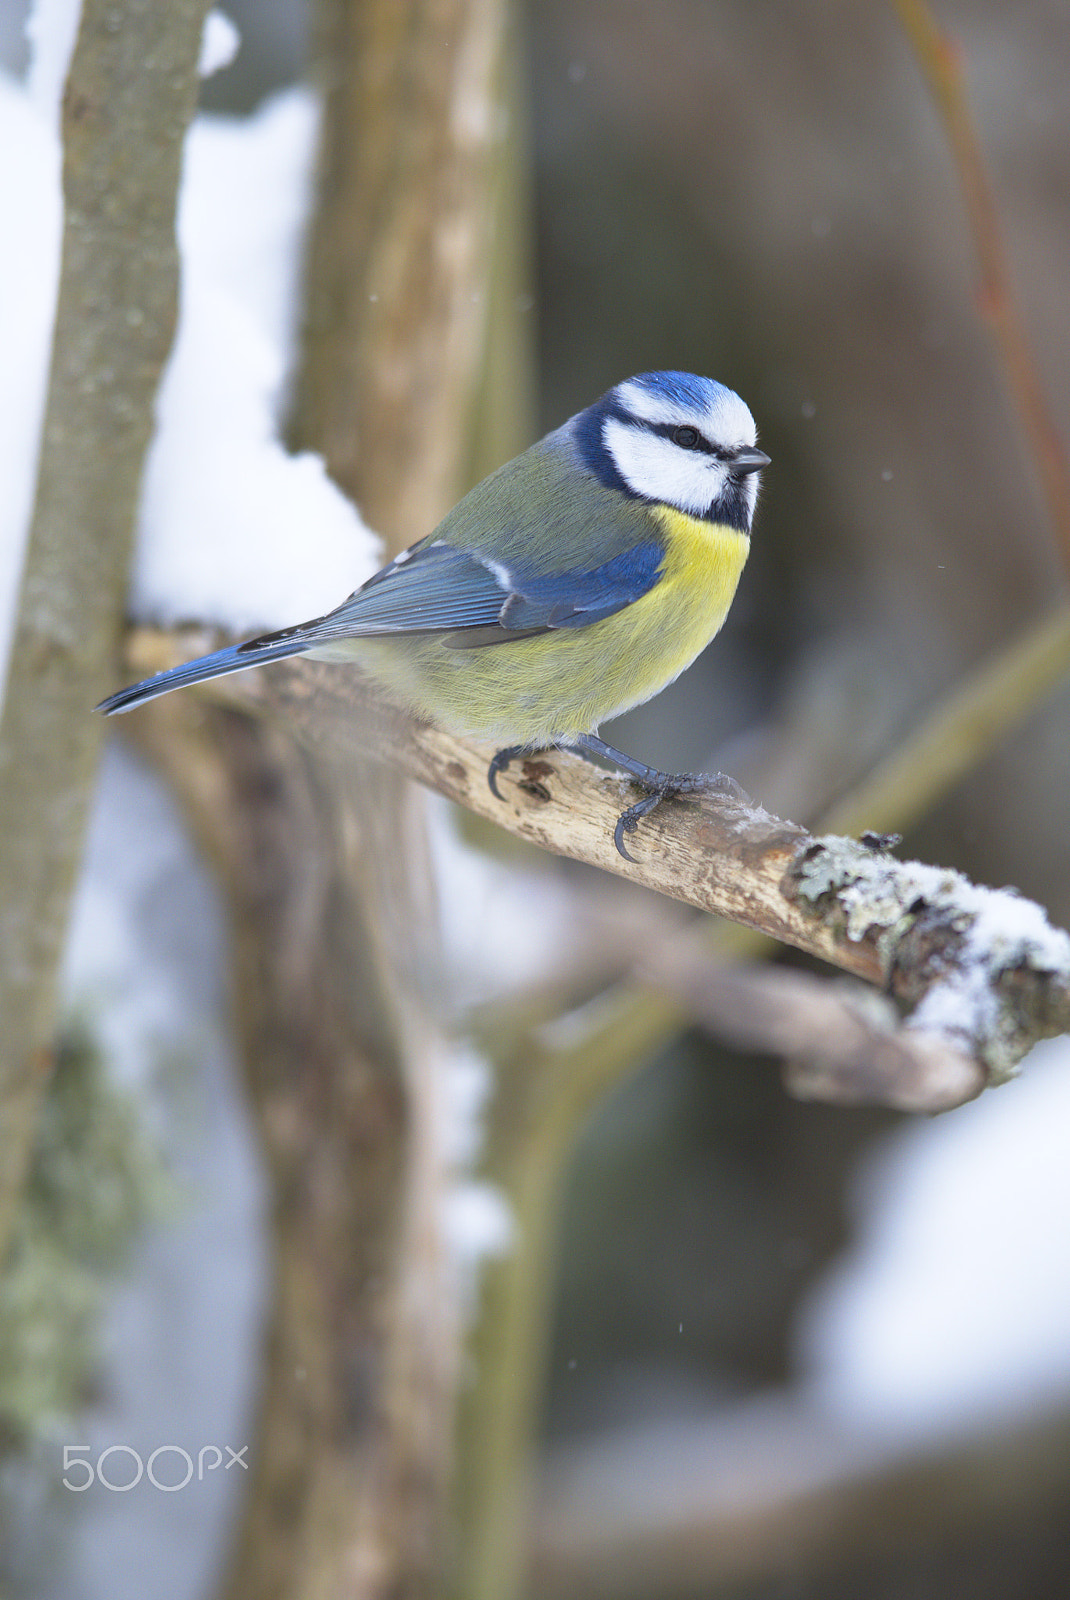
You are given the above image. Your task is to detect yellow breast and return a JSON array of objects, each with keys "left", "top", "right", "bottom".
[
  {"left": 345, "top": 506, "right": 750, "bottom": 746},
  {"left": 511, "top": 503, "right": 751, "bottom": 736},
  {"left": 651, "top": 504, "right": 751, "bottom": 617},
  {"left": 593, "top": 503, "right": 750, "bottom": 716}
]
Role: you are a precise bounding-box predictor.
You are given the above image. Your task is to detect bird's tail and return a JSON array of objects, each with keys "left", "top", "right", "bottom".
[{"left": 96, "top": 631, "right": 311, "bottom": 715}]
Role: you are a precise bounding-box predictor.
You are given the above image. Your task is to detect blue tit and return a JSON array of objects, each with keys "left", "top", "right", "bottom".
[{"left": 98, "top": 370, "right": 769, "bottom": 857}]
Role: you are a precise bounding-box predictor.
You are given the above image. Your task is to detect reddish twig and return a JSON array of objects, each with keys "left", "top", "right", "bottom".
[{"left": 893, "top": 0, "right": 1070, "bottom": 571}]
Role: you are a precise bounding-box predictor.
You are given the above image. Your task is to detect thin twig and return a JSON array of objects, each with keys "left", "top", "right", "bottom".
[
  {"left": 892, "top": 0, "right": 1070, "bottom": 570},
  {"left": 819, "top": 602, "right": 1070, "bottom": 838}
]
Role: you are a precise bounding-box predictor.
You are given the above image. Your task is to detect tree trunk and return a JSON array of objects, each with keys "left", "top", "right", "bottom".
[
  {"left": 0, "top": 0, "right": 212, "bottom": 1260},
  {"left": 119, "top": 3, "right": 519, "bottom": 1596}
]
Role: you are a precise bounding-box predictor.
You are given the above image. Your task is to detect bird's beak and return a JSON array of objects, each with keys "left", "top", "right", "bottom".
[{"left": 731, "top": 448, "right": 771, "bottom": 475}]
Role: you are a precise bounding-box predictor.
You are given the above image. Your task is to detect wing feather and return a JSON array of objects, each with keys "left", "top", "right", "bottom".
[{"left": 245, "top": 535, "right": 666, "bottom": 652}]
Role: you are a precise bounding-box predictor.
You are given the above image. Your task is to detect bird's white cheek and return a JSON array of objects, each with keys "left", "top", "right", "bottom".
[{"left": 604, "top": 420, "right": 726, "bottom": 515}]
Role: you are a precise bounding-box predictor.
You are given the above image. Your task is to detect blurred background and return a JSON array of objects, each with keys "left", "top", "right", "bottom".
[{"left": 2, "top": 2, "right": 1069, "bottom": 1597}]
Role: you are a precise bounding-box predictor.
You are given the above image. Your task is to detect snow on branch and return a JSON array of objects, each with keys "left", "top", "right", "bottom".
[{"left": 786, "top": 839, "right": 1070, "bottom": 1085}]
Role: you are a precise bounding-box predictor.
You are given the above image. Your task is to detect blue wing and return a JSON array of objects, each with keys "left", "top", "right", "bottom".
[
  {"left": 97, "top": 535, "right": 665, "bottom": 714},
  {"left": 291, "top": 536, "right": 665, "bottom": 650}
]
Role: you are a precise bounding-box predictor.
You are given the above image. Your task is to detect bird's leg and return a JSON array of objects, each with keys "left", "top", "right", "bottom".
[{"left": 571, "top": 733, "right": 749, "bottom": 861}]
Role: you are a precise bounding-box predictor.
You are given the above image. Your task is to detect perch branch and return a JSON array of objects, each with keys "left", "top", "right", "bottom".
[{"left": 115, "top": 631, "right": 1070, "bottom": 1091}]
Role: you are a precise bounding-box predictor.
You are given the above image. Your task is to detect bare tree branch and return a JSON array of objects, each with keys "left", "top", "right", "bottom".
[
  {"left": 0, "top": 0, "right": 212, "bottom": 1258},
  {"left": 641, "top": 959, "right": 984, "bottom": 1111},
  {"left": 531, "top": 1399, "right": 1070, "bottom": 1599}
]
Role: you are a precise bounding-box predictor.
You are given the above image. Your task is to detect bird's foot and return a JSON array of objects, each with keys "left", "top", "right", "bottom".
[
  {"left": 572, "top": 734, "right": 748, "bottom": 862},
  {"left": 610, "top": 770, "right": 745, "bottom": 860},
  {"left": 487, "top": 738, "right": 747, "bottom": 862}
]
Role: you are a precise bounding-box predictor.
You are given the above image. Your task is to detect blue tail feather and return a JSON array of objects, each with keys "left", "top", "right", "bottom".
[{"left": 96, "top": 634, "right": 309, "bottom": 715}]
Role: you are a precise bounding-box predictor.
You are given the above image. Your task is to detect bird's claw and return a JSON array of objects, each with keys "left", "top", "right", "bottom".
[
  {"left": 613, "top": 791, "right": 664, "bottom": 861},
  {"left": 487, "top": 745, "right": 525, "bottom": 801}
]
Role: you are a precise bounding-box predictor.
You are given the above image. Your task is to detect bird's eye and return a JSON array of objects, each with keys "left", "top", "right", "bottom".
[{"left": 672, "top": 425, "right": 700, "bottom": 449}]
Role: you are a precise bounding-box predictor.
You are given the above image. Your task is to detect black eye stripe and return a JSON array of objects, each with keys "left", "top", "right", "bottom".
[{"left": 649, "top": 420, "right": 723, "bottom": 457}]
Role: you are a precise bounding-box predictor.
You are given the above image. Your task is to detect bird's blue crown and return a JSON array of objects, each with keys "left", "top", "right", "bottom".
[{"left": 624, "top": 370, "right": 731, "bottom": 412}]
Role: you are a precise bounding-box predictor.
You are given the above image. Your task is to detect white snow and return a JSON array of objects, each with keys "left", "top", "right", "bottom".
[
  {"left": 132, "top": 88, "right": 381, "bottom": 634},
  {"left": 24, "top": 0, "right": 79, "bottom": 120},
  {"left": 798, "top": 1033, "right": 1070, "bottom": 1442},
  {"left": 0, "top": 52, "right": 380, "bottom": 682},
  {"left": 198, "top": 10, "right": 240, "bottom": 80},
  {"left": 0, "top": 74, "right": 61, "bottom": 684},
  {"left": 31, "top": 741, "right": 270, "bottom": 1600},
  {"left": 439, "top": 1037, "right": 496, "bottom": 1169},
  {"left": 442, "top": 1180, "right": 514, "bottom": 1268},
  {"left": 427, "top": 1036, "right": 514, "bottom": 1300},
  {"left": 426, "top": 791, "right": 583, "bottom": 1005},
  {"left": 907, "top": 882, "right": 1070, "bottom": 1076}
]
